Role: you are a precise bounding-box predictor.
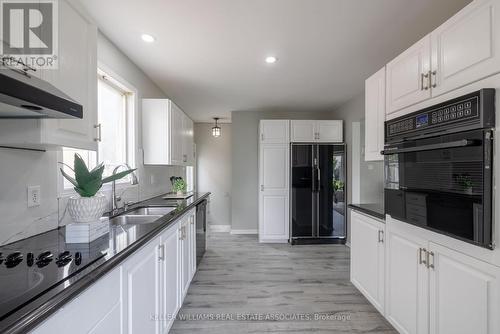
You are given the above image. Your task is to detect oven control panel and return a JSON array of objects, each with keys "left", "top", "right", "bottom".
[{"left": 385, "top": 89, "right": 495, "bottom": 141}]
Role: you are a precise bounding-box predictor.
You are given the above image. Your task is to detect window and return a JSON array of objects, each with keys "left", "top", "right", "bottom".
[{"left": 61, "top": 69, "right": 135, "bottom": 191}]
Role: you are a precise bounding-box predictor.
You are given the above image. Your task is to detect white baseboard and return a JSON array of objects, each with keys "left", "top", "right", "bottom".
[
  {"left": 209, "top": 225, "right": 231, "bottom": 232},
  {"left": 230, "top": 229, "right": 258, "bottom": 235}
]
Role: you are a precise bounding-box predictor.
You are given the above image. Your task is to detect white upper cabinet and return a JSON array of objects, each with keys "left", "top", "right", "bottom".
[
  {"left": 350, "top": 211, "right": 385, "bottom": 314},
  {"left": 290, "top": 120, "right": 316, "bottom": 142},
  {"left": 260, "top": 120, "right": 290, "bottom": 144},
  {"left": 431, "top": 0, "right": 500, "bottom": 97},
  {"left": 316, "top": 120, "right": 343, "bottom": 142},
  {"left": 182, "top": 113, "right": 194, "bottom": 165},
  {"left": 290, "top": 120, "right": 343, "bottom": 142},
  {"left": 384, "top": 0, "right": 500, "bottom": 116},
  {"left": 386, "top": 35, "right": 432, "bottom": 115},
  {"left": 0, "top": 0, "right": 98, "bottom": 150},
  {"left": 142, "top": 99, "right": 194, "bottom": 166},
  {"left": 364, "top": 67, "right": 386, "bottom": 161}
]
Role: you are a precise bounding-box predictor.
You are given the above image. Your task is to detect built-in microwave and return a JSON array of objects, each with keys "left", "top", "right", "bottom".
[{"left": 382, "top": 89, "right": 495, "bottom": 249}]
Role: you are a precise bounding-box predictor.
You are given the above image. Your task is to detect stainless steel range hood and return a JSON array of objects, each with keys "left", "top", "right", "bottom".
[{"left": 0, "top": 67, "right": 83, "bottom": 119}]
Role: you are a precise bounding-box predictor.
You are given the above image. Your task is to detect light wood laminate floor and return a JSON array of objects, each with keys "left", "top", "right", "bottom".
[{"left": 171, "top": 233, "right": 396, "bottom": 334}]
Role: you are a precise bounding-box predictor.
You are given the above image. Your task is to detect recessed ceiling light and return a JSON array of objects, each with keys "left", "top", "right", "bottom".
[
  {"left": 265, "top": 56, "right": 277, "bottom": 64},
  {"left": 141, "top": 34, "right": 155, "bottom": 43}
]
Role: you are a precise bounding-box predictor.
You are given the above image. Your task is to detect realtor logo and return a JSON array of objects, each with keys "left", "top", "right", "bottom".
[{"left": 0, "top": 0, "right": 58, "bottom": 69}]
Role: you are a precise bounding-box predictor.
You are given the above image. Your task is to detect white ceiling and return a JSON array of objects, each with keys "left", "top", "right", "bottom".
[{"left": 80, "top": 0, "right": 471, "bottom": 122}]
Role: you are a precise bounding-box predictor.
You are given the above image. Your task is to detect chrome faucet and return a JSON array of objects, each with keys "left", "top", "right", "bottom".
[{"left": 111, "top": 163, "right": 139, "bottom": 214}]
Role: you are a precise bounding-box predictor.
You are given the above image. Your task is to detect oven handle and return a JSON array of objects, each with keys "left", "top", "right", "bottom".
[{"left": 381, "top": 139, "right": 479, "bottom": 155}]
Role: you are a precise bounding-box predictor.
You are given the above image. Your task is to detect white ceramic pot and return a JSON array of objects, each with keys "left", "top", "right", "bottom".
[
  {"left": 67, "top": 193, "right": 108, "bottom": 223},
  {"left": 177, "top": 191, "right": 185, "bottom": 196}
]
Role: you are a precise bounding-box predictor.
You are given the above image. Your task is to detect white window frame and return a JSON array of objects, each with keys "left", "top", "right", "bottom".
[{"left": 58, "top": 64, "right": 138, "bottom": 197}]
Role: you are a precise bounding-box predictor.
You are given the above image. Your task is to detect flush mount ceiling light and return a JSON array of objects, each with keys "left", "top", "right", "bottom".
[
  {"left": 265, "top": 56, "right": 278, "bottom": 64},
  {"left": 212, "top": 117, "right": 221, "bottom": 138},
  {"left": 141, "top": 34, "right": 155, "bottom": 43}
]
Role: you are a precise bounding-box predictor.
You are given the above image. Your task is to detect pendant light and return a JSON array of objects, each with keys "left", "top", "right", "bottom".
[{"left": 212, "top": 117, "right": 221, "bottom": 138}]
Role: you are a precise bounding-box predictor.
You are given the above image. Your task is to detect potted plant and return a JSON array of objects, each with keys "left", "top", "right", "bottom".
[
  {"left": 171, "top": 177, "right": 187, "bottom": 195},
  {"left": 333, "top": 180, "right": 344, "bottom": 204},
  {"left": 456, "top": 174, "right": 473, "bottom": 195},
  {"left": 60, "top": 154, "right": 136, "bottom": 223}
]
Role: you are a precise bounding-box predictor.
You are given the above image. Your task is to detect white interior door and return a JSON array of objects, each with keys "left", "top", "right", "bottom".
[
  {"left": 350, "top": 211, "right": 385, "bottom": 313},
  {"left": 259, "top": 144, "right": 289, "bottom": 242},
  {"left": 291, "top": 120, "right": 316, "bottom": 142},
  {"left": 431, "top": 0, "right": 500, "bottom": 97},
  {"left": 316, "top": 120, "right": 343, "bottom": 142},
  {"left": 429, "top": 242, "right": 500, "bottom": 334},
  {"left": 385, "top": 229, "right": 428, "bottom": 334},
  {"left": 386, "top": 35, "right": 431, "bottom": 115}
]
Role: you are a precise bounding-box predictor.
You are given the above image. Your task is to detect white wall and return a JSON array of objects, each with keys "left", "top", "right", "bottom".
[
  {"left": 194, "top": 123, "right": 232, "bottom": 228},
  {"left": 0, "top": 32, "right": 184, "bottom": 245}
]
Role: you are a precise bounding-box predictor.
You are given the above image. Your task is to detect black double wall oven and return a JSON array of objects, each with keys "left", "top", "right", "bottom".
[{"left": 382, "top": 89, "right": 495, "bottom": 249}]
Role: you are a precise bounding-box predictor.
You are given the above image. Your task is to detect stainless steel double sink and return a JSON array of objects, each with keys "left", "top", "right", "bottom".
[{"left": 110, "top": 206, "right": 176, "bottom": 225}]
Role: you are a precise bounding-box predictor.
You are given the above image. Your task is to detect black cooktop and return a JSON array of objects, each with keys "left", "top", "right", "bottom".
[{"left": 0, "top": 229, "right": 108, "bottom": 321}]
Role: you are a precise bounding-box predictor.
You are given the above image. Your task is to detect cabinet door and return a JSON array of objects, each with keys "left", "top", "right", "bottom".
[
  {"left": 350, "top": 211, "right": 385, "bottom": 314},
  {"left": 316, "top": 120, "right": 343, "bottom": 142},
  {"left": 259, "top": 144, "right": 289, "bottom": 242},
  {"left": 122, "top": 238, "right": 161, "bottom": 334},
  {"left": 260, "top": 120, "right": 290, "bottom": 143},
  {"left": 386, "top": 35, "right": 431, "bottom": 115},
  {"left": 385, "top": 228, "right": 428, "bottom": 334},
  {"left": 170, "top": 103, "right": 184, "bottom": 165},
  {"left": 365, "top": 67, "right": 385, "bottom": 161},
  {"left": 41, "top": 0, "right": 98, "bottom": 150},
  {"left": 182, "top": 115, "right": 194, "bottom": 166},
  {"left": 179, "top": 219, "right": 191, "bottom": 301},
  {"left": 431, "top": 0, "right": 500, "bottom": 97},
  {"left": 189, "top": 212, "right": 197, "bottom": 279},
  {"left": 31, "top": 269, "right": 122, "bottom": 334},
  {"left": 428, "top": 242, "right": 500, "bottom": 334},
  {"left": 290, "top": 120, "right": 316, "bottom": 142},
  {"left": 160, "top": 226, "right": 180, "bottom": 334}
]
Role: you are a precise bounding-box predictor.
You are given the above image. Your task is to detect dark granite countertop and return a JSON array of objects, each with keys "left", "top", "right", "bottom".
[
  {"left": 348, "top": 203, "right": 385, "bottom": 221},
  {"left": 0, "top": 192, "right": 210, "bottom": 334}
]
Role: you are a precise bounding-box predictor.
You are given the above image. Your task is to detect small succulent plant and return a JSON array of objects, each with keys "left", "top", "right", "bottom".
[
  {"left": 172, "top": 177, "right": 187, "bottom": 193},
  {"left": 60, "top": 153, "right": 136, "bottom": 197}
]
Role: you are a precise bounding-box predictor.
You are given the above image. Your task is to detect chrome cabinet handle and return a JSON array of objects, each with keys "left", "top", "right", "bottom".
[
  {"left": 427, "top": 251, "right": 435, "bottom": 269},
  {"left": 419, "top": 248, "right": 427, "bottom": 266},
  {"left": 430, "top": 70, "right": 437, "bottom": 88},
  {"left": 179, "top": 227, "right": 183, "bottom": 240},
  {"left": 260, "top": 185, "right": 264, "bottom": 191},
  {"left": 94, "top": 124, "right": 102, "bottom": 142},
  {"left": 378, "top": 230, "right": 384, "bottom": 243},
  {"left": 421, "top": 73, "right": 429, "bottom": 90},
  {"left": 183, "top": 154, "right": 187, "bottom": 163},
  {"left": 158, "top": 244, "right": 165, "bottom": 261}
]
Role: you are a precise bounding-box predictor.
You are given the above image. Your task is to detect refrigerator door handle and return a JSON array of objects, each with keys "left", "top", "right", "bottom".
[{"left": 311, "top": 167, "right": 317, "bottom": 192}]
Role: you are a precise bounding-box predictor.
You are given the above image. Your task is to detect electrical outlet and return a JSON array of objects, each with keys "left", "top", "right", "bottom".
[{"left": 27, "top": 186, "right": 41, "bottom": 208}]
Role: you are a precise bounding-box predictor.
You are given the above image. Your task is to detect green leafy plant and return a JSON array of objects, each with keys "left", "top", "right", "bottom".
[
  {"left": 60, "top": 153, "right": 136, "bottom": 197},
  {"left": 172, "top": 178, "right": 187, "bottom": 193},
  {"left": 333, "top": 180, "right": 344, "bottom": 192}
]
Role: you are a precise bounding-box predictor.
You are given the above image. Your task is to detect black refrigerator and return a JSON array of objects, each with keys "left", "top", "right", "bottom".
[{"left": 290, "top": 143, "right": 346, "bottom": 244}]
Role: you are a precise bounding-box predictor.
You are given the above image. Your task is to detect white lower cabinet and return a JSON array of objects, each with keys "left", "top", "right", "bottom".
[
  {"left": 32, "top": 213, "right": 198, "bottom": 334},
  {"left": 385, "top": 227, "right": 429, "bottom": 334},
  {"left": 350, "top": 211, "right": 385, "bottom": 314},
  {"left": 31, "top": 269, "right": 122, "bottom": 334},
  {"left": 122, "top": 236, "right": 162, "bottom": 334},
  {"left": 428, "top": 242, "right": 500, "bottom": 334},
  {"left": 383, "top": 220, "right": 500, "bottom": 334}
]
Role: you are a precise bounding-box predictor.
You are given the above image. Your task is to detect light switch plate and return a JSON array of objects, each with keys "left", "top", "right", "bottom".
[{"left": 27, "top": 186, "right": 41, "bottom": 207}]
